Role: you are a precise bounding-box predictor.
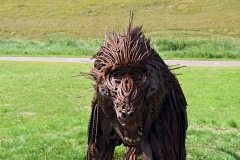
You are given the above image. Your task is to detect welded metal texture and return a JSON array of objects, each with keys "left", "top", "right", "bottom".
[{"left": 87, "top": 15, "right": 188, "bottom": 160}]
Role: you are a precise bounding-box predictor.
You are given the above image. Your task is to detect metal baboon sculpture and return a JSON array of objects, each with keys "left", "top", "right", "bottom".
[{"left": 87, "top": 17, "right": 187, "bottom": 160}]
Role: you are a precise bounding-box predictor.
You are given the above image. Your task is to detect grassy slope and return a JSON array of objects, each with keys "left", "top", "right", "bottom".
[
  {"left": 0, "top": 0, "right": 240, "bottom": 40},
  {"left": 0, "top": 61, "right": 239, "bottom": 159}
]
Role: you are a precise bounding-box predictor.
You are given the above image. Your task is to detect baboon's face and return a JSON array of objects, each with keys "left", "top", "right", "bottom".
[{"left": 98, "top": 64, "right": 152, "bottom": 145}]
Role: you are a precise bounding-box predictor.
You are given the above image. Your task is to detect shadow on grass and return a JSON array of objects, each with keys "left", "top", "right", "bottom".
[{"left": 220, "top": 148, "right": 240, "bottom": 160}]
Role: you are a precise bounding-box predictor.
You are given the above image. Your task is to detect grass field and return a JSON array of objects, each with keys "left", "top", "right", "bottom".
[{"left": 0, "top": 61, "right": 239, "bottom": 159}]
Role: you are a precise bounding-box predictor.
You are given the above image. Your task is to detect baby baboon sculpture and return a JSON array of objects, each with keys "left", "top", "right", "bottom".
[{"left": 87, "top": 16, "right": 187, "bottom": 160}]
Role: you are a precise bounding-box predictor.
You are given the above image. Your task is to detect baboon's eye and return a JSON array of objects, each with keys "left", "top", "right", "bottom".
[
  {"left": 130, "top": 69, "right": 142, "bottom": 76},
  {"left": 112, "top": 71, "right": 125, "bottom": 78}
]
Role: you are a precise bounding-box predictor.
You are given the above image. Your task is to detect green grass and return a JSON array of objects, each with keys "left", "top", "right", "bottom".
[
  {"left": 0, "top": 61, "right": 93, "bottom": 159},
  {"left": 1, "top": 38, "right": 240, "bottom": 59},
  {"left": 0, "top": 0, "right": 240, "bottom": 40},
  {"left": 153, "top": 38, "right": 240, "bottom": 59},
  {"left": 0, "top": 61, "right": 239, "bottom": 159},
  {"left": 176, "top": 67, "right": 240, "bottom": 128},
  {"left": 0, "top": 38, "right": 103, "bottom": 57},
  {"left": 176, "top": 66, "right": 240, "bottom": 159}
]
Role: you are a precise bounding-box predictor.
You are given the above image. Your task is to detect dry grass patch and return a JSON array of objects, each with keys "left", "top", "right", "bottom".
[{"left": 0, "top": 0, "right": 240, "bottom": 40}]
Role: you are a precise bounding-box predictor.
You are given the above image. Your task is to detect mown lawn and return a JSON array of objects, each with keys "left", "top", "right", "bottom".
[
  {"left": 0, "top": 61, "right": 239, "bottom": 159},
  {"left": 177, "top": 66, "right": 240, "bottom": 159}
]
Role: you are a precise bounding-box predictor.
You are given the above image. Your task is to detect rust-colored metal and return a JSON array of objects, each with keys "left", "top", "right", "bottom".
[{"left": 87, "top": 14, "right": 188, "bottom": 160}]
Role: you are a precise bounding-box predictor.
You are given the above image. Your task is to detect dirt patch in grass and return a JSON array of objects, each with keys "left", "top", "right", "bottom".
[
  {"left": 192, "top": 126, "right": 240, "bottom": 134},
  {"left": 18, "top": 111, "right": 36, "bottom": 116}
]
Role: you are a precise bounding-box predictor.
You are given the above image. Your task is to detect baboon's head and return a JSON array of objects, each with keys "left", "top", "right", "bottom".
[{"left": 89, "top": 23, "right": 166, "bottom": 146}]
